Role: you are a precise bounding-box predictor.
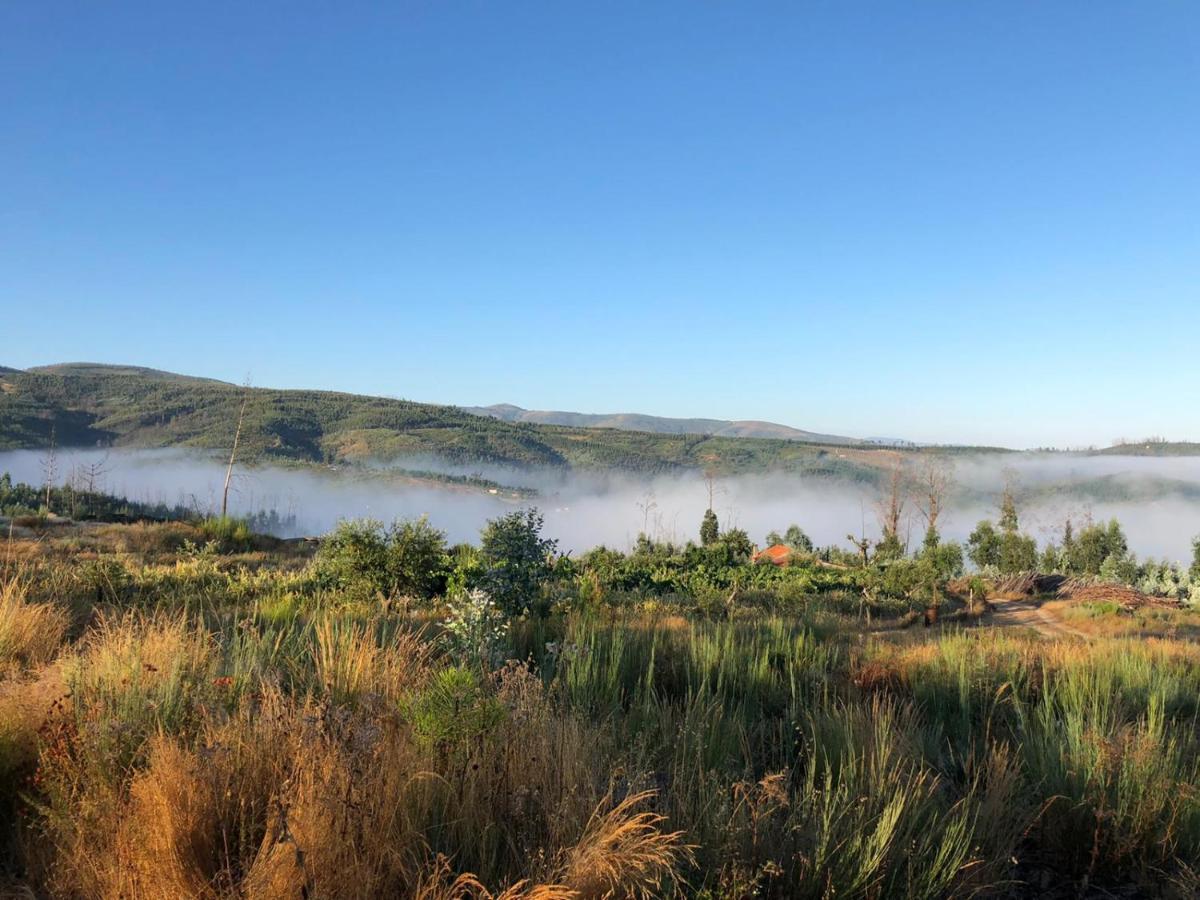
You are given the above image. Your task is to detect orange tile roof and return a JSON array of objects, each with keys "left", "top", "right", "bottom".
[{"left": 753, "top": 543, "right": 792, "bottom": 565}]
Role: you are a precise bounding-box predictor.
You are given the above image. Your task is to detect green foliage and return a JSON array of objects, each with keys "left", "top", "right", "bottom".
[
  {"left": 0, "top": 472, "right": 196, "bottom": 524},
  {"left": 969, "top": 519, "right": 1037, "bottom": 574},
  {"left": 999, "top": 531, "right": 1038, "bottom": 574},
  {"left": 1065, "top": 518, "right": 1135, "bottom": 578},
  {"left": 874, "top": 531, "right": 905, "bottom": 562},
  {"left": 715, "top": 528, "right": 754, "bottom": 564},
  {"left": 479, "top": 508, "right": 557, "bottom": 616},
  {"left": 387, "top": 517, "right": 452, "bottom": 599},
  {"left": 766, "top": 524, "right": 813, "bottom": 553},
  {"left": 967, "top": 521, "right": 1001, "bottom": 569},
  {"left": 406, "top": 666, "right": 505, "bottom": 748},
  {"left": 700, "top": 508, "right": 719, "bottom": 546},
  {"left": 316, "top": 516, "right": 450, "bottom": 602},
  {"left": 196, "top": 516, "right": 253, "bottom": 552},
  {"left": 921, "top": 539, "right": 964, "bottom": 581}
]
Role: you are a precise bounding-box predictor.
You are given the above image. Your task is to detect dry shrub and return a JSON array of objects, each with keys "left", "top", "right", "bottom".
[
  {"left": 100, "top": 521, "right": 199, "bottom": 557},
  {"left": 0, "top": 580, "right": 69, "bottom": 673},
  {"left": 119, "top": 737, "right": 225, "bottom": 898},
  {"left": 558, "top": 791, "right": 691, "bottom": 899}
]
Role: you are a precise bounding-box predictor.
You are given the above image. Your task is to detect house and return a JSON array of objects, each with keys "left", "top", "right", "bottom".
[{"left": 752, "top": 543, "right": 792, "bottom": 567}]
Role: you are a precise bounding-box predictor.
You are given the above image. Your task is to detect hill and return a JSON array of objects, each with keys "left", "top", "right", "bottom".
[
  {"left": 0, "top": 363, "right": 914, "bottom": 480},
  {"left": 1097, "top": 441, "right": 1200, "bottom": 457},
  {"left": 462, "top": 403, "right": 860, "bottom": 444}
]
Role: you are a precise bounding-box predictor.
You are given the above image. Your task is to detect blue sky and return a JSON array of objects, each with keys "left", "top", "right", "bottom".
[{"left": 3, "top": 2, "right": 1197, "bottom": 449}]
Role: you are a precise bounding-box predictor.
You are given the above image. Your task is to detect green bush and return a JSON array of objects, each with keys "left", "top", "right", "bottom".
[
  {"left": 316, "top": 517, "right": 450, "bottom": 602},
  {"left": 478, "top": 508, "right": 557, "bottom": 616}
]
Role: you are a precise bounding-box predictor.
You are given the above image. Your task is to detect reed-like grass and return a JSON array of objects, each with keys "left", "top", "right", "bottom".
[
  {"left": 7, "top": 539, "right": 1200, "bottom": 896},
  {"left": 0, "top": 579, "right": 70, "bottom": 674}
]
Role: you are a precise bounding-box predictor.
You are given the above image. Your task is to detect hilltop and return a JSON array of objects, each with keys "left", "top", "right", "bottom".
[{"left": 462, "top": 403, "right": 860, "bottom": 445}]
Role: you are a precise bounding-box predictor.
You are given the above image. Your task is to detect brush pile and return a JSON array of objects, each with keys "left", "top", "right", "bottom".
[{"left": 1055, "top": 578, "right": 1182, "bottom": 611}]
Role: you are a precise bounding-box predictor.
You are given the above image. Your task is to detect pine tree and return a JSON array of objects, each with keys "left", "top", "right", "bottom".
[{"left": 700, "top": 508, "right": 719, "bottom": 546}]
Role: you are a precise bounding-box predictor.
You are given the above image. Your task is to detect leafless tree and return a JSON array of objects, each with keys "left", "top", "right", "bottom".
[
  {"left": 40, "top": 427, "right": 58, "bottom": 513},
  {"left": 916, "top": 457, "right": 955, "bottom": 535},
  {"left": 703, "top": 467, "right": 721, "bottom": 511},
  {"left": 846, "top": 533, "right": 871, "bottom": 567},
  {"left": 221, "top": 387, "right": 250, "bottom": 518},
  {"left": 636, "top": 491, "right": 658, "bottom": 536},
  {"left": 875, "top": 461, "right": 909, "bottom": 544},
  {"left": 78, "top": 453, "right": 111, "bottom": 494}
]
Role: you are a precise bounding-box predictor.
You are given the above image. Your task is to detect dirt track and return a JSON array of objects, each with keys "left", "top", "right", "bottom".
[{"left": 987, "top": 598, "right": 1090, "bottom": 640}]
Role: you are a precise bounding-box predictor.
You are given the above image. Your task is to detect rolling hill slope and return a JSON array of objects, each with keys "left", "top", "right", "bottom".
[{"left": 0, "top": 363, "right": 904, "bottom": 481}]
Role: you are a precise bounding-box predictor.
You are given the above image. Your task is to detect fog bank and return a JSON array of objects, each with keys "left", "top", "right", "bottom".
[{"left": 2, "top": 449, "right": 1199, "bottom": 563}]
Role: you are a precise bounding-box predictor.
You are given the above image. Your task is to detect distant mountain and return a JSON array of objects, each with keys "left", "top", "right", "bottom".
[{"left": 462, "top": 404, "right": 862, "bottom": 445}]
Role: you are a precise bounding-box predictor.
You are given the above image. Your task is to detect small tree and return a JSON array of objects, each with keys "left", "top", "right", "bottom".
[
  {"left": 387, "top": 517, "right": 450, "bottom": 600},
  {"left": 316, "top": 516, "right": 449, "bottom": 602},
  {"left": 717, "top": 527, "right": 754, "bottom": 564},
  {"left": 968, "top": 521, "right": 1001, "bottom": 570},
  {"left": 700, "top": 509, "right": 720, "bottom": 546},
  {"left": 316, "top": 519, "right": 391, "bottom": 596},
  {"left": 783, "top": 524, "right": 813, "bottom": 553},
  {"left": 479, "top": 508, "right": 558, "bottom": 616}
]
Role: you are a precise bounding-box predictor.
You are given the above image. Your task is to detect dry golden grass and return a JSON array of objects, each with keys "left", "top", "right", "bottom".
[
  {"left": 1046, "top": 598, "right": 1200, "bottom": 639},
  {"left": 39, "top": 677, "right": 687, "bottom": 899},
  {"left": 0, "top": 580, "right": 69, "bottom": 673},
  {"left": 558, "top": 791, "right": 692, "bottom": 899}
]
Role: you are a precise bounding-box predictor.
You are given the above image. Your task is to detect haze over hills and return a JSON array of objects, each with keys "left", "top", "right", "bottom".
[
  {"left": 2, "top": 363, "right": 1196, "bottom": 496},
  {"left": 461, "top": 403, "right": 864, "bottom": 445}
]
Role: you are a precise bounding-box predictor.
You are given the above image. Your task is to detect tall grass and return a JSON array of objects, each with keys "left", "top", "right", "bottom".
[
  {"left": 0, "top": 579, "right": 69, "bottom": 674},
  {"left": 7, "top": 539, "right": 1200, "bottom": 896}
]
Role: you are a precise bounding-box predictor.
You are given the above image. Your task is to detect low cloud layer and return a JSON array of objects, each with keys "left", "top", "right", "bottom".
[{"left": 2, "top": 448, "right": 1199, "bottom": 563}]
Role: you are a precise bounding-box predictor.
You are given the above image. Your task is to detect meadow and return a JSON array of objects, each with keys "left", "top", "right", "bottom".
[{"left": 2, "top": 506, "right": 1200, "bottom": 899}]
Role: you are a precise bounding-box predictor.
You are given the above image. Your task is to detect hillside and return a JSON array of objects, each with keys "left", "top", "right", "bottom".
[
  {"left": 1098, "top": 441, "right": 1200, "bottom": 457},
  {"left": 0, "top": 363, "right": 910, "bottom": 480},
  {"left": 462, "top": 403, "right": 860, "bottom": 444}
]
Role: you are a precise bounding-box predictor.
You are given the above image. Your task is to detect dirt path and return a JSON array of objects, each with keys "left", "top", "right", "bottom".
[{"left": 988, "top": 598, "right": 1090, "bottom": 640}]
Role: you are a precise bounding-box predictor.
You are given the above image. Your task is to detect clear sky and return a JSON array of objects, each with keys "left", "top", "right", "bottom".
[{"left": 3, "top": 2, "right": 1197, "bottom": 449}]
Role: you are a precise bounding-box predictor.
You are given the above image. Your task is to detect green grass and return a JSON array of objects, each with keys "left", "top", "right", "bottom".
[{"left": 6, "top": 527, "right": 1200, "bottom": 895}]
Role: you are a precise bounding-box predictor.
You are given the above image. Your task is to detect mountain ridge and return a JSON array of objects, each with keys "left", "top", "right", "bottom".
[{"left": 461, "top": 403, "right": 863, "bottom": 445}]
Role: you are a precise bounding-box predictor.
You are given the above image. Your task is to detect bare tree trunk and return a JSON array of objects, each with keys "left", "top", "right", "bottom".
[
  {"left": 221, "top": 395, "right": 248, "bottom": 518},
  {"left": 876, "top": 463, "right": 908, "bottom": 541},
  {"left": 917, "top": 457, "right": 954, "bottom": 533},
  {"left": 42, "top": 427, "right": 57, "bottom": 514}
]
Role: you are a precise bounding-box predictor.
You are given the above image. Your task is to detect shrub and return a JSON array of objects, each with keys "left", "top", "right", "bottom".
[
  {"left": 407, "top": 666, "right": 506, "bottom": 749},
  {"left": 196, "top": 516, "right": 253, "bottom": 553},
  {"left": 316, "top": 517, "right": 450, "bottom": 603},
  {"left": 442, "top": 589, "right": 509, "bottom": 668},
  {"left": 479, "top": 509, "right": 557, "bottom": 616}
]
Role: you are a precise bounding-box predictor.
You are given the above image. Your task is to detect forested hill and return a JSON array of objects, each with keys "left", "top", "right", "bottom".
[{"left": 0, "top": 363, "right": 916, "bottom": 479}]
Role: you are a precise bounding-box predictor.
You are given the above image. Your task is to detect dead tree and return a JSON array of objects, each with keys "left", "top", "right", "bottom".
[
  {"left": 846, "top": 533, "right": 871, "bottom": 567},
  {"left": 916, "top": 457, "right": 954, "bottom": 537},
  {"left": 874, "top": 462, "right": 909, "bottom": 552},
  {"left": 221, "top": 391, "right": 250, "bottom": 518},
  {"left": 40, "top": 427, "right": 58, "bottom": 514}
]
